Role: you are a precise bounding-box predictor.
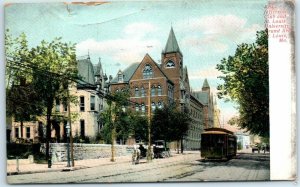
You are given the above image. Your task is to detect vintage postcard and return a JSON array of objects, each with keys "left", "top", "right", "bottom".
[{"left": 4, "top": 0, "right": 295, "bottom": 184}]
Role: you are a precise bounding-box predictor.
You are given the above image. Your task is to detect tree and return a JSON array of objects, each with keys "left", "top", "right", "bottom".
[
  {"left": 5, "top": 31, "right": 78, "bottom": 160},
  {"left": 6, "top": 31, "right": 43, "bottom": 140},
  {"left": 173, "top": 108, "right": 191, "bottom": 153},
  {"left": 30, "top": 38, "right": 78, "bottom": 160},
  {"left": 100, "top": 108, "right": 113, "bottom": 144},
  {"left": 216, "top": 29, "right": 269, "bottom": 137},
  {"left": 100, "top": 91, "right": 148, "bottom": 144},
  {"left": 151, "top": 106, "right": 172, "bottom": 143},
  {"left": 130, "top": 113, "right": 148, "bottom": 142},
  {"left": 100, "top": 90, "right": 130, "bottom": 161},
  {"left": 6, "top": 80, "right": 43, "bottom": 140},
  {"left": 151, "top": 105, "right": 190, "bottom": 153}
]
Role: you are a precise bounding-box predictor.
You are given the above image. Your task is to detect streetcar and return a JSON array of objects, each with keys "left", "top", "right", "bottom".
[{"left": 201, "top": 128, "right": 237, "bottom": 160}]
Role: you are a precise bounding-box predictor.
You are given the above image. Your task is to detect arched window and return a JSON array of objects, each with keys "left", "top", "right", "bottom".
[
  {"left": 135, "top": 87, "right": 139, "bottom": 97},
  {"left": 166, "top": 60, "right": 175, "bottom": 68},
  {"left": 157, "top": 85, "right": 162, "bottom": 96},
  {"left": 143, "top": 64, "right": 153, "bottom": 79},
  {"left": 151, "top": 102, "right": 156, "bottom": 111},
  {"left": 141, "top": 87, "right": 145, "bottom": 97},
  {"left": 158, "top": 101, "right": 163, "bottom": 109},
  {"left": 141, "top": 103, "right": 145, "bottom": 113},
  {"left": 151, "top": 86, "right": 156, "bottom": 96},
  {"left": 135, "top": 104, "right": 139, "bottom": 112}
]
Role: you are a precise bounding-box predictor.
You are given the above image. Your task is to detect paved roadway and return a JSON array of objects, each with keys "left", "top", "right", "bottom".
[{"left": 7, "top": 152, "right": 270, "bottom": 184}]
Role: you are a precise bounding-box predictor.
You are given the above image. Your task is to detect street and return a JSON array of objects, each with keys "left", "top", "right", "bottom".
[{"left": 7, "top": 152, "right": 270, "bottom": 184}]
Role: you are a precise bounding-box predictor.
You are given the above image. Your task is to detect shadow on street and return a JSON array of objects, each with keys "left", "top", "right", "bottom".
[{"left": 192, "top": 153, "right": 270, "bottom": 171}]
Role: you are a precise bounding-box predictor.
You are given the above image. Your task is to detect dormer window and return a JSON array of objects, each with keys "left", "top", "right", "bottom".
[
  {"left": 117, "top": 70, "right": 124, "bottom": 82},
  {"left": 143, "top": 64, "right": 153, "bottom": 79},
  {"left": 166, "top": 60, "right": 175, "bottom": 68}
]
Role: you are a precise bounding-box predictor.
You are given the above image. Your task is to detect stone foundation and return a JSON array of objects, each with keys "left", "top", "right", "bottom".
[{"left": 41, "top": 143, "right": 133, "bottom": 162}]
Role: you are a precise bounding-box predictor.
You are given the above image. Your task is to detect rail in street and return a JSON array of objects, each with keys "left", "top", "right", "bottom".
[{"left": 7, "top": 152, "right": 270, "bottom": 184}]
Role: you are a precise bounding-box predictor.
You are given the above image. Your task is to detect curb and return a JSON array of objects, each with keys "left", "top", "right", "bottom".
[
  {"left": 7, "top": 153, "right": 190, "bottom": 176},
  {"left": 7, "top": 158, "right": 131, "bottom": 176}
]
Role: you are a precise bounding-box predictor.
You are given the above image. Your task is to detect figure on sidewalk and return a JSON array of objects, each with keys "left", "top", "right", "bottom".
[{"left": 132, "top": 145, "right": 140, "bottom": 165}]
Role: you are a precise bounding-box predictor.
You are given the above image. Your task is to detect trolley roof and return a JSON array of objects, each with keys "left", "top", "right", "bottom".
[
  {"left": 202, "top": 127, "right": 234, "bottom": 135},
  {"left": 201, "top": 131, "right": 227, "bottom": 135}
]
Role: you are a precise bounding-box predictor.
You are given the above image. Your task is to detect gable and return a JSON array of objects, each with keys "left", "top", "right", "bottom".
[
  {"left": 110, "top": 63, "right": 140, "bottom": 83},
  {"left": 130, "top": 54, "right": 172, "bottom": 82}
]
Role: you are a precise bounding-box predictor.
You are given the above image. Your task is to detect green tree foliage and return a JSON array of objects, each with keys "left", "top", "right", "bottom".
[
  {"left": 100, "top": 91, "right": 148, "bottom": 144},
  {"left": 100, "top": 108, "right": 113, "bottom": 144},
  {"left": 151, "top": 106, "right": 190, "bottom": 149},
  {"left": 5, "top": 31, "right": 78, "bottom": 159},
  {"left": 30, "top": 38, "right": 78, "bottom": 158},
  {"left": 216, "top": 29, "right": 269, "bottom": 137},
  {"left": 6, "top": 31, "right": 43, "bottom": 139},
  {"left": 5, "top": 30, "right": 33, "bottom": 88},
  {"left": 6, "top": 81, "right": 43, "bottom": 139},
  {"left": 130, "top": 113, "right": 148, "bottom": 142},
  {"left": 151, "top": 107, "right": 173, "bottom": 142}
]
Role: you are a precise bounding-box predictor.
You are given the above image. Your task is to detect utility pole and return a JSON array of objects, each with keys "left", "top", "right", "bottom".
[
  {"left": 147, "top": 81, "right": 152, "bottom": 162},
  {"left": 111, "top": 102, "right": 116, "bottom": 162},
  {"left": 67, "top": 87, "right": 74, "bottom": 167}
]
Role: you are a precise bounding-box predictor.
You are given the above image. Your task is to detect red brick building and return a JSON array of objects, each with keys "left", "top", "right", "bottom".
[
  {"left": 109, "top": 27, "right": 206, "bottom": 150},
  {"left": 110, "top": 28, "right": 191, "bottom": 112}
]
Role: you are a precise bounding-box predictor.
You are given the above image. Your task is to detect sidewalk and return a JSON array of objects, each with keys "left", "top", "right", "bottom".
[
  {"left": 7, "top": 151, "right": 198, "bottom": 176},
  {"left": 7, "top": 156, "right": 132, "bottom": 176}
]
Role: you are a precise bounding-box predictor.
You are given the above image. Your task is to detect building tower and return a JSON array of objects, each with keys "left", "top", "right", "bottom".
[
  {"left": 202, "top": 78, "right": 210, "bottom": 93},
  {"left": 161, "top": 27, "right": 185, "bottom": 109},
  {"left": 94, "top": 58, "right": 104, "bottom": 91},
  {"left": 202, "top": 78, "right": 214, "bottom": 128}
]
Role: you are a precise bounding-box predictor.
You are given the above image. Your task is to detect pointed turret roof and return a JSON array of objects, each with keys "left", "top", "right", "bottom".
[
  {"left": 163, "top": 27, "right": 181, "bottom": 54},
  {"left": 202, "top": 78, "right": 210, "bottom": 89},
  {"left": 94, "top": 58, "right": 103, "bottom": 76},
  {"left": 77, "top": 57, "right": 96, "bottom": 87}
]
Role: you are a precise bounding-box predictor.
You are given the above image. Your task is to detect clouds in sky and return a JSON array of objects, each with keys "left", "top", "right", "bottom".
[
  {"left": 77, "top": 15, "right": 263, "bottom": 66},
  {"left": 124, "top": 22, "right": 158, "bottom": 38},
  {"left": 189, "top": 66, "right": 223, "bottom": 80},
  {"left": 76, "top": 22, "right": 162, "bottom": 64},
  {"left": 178, "top": 14, "right": 263, "bottom": 55},
  {"left": 76, "top": 14, "right": 263, "bottom": 124}
]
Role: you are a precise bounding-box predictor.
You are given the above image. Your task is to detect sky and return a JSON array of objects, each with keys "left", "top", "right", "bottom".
[{"left": 4, "top": 0, "right": 268, "bottom": 124}]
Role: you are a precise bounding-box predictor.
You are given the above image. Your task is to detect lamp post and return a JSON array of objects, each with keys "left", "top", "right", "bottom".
[{"left": 66, "top": 122, "right": 71, "bottom": 167}]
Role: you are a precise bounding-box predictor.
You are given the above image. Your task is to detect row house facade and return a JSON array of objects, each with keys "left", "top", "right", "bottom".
[{"left": 10, "top": 56, "right": 107, "bottom": 143}]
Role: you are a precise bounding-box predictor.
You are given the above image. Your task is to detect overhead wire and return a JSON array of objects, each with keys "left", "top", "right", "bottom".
[{"left": 6, "top": 59, "right": 143, "bottom": 109}]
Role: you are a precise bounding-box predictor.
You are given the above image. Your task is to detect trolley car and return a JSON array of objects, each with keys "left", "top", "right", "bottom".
[{"left": 201, "top": 128, "right": 237, "bottom": 160}]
